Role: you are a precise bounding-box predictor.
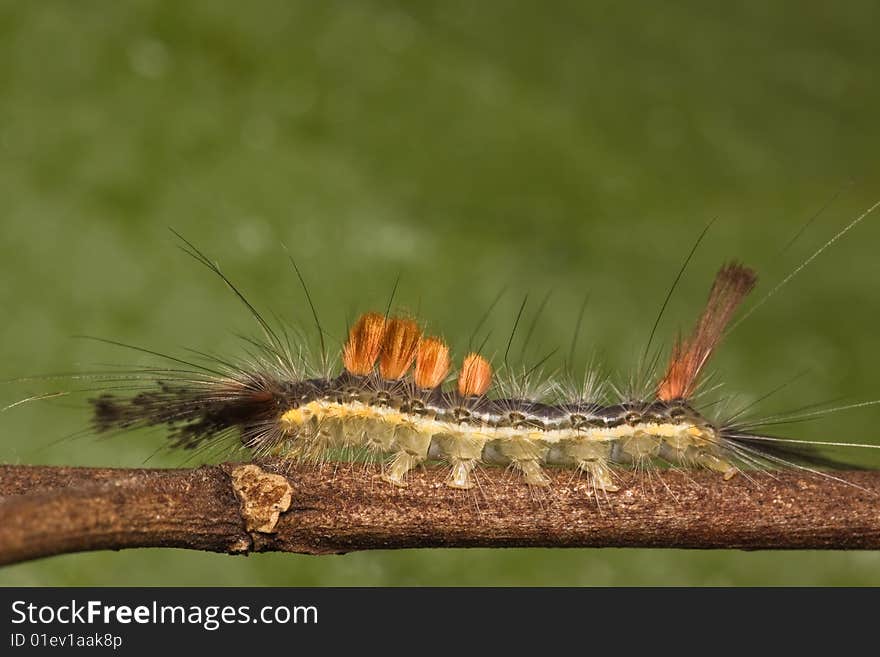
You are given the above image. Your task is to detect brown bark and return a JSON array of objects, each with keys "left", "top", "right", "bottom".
[{"left": 1, "top": 462, "right": 879, "bottom": 566}]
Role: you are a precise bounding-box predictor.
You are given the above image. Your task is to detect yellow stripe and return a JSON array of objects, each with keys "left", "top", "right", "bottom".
[{"left": 279, "top": 400, "right": 715, "bottom": 446}]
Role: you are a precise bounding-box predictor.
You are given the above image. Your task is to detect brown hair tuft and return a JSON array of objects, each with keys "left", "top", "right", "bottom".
[
  {"left": 458, "top": 353, "right": 493, "bottom": 397},
  {"left": 657, "top": 262, "right": 757, "bottom": 401},
  {"left": 342, "top": 312, "right": 387, "bottom": 375},
  {"left": 415, "top": 336, "right": 451, "bottom": 389},
  {"left": 379, "top": 317, "right": 422, "bottom": 380}
]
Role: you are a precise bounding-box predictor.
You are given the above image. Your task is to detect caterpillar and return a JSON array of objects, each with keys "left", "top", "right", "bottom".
[{"left": 82, "top": 209, "right": 880, "bottom": 494}]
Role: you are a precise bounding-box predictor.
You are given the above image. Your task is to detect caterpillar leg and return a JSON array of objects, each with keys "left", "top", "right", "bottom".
[
  {"left": 383, "top": 450, "right": 422, "bottom": 486},
  {"left": 363, "top": 422, "right": 396, "bottom": 454},
  {"left": 695, "top": 450, "right": 738, "bottom": 480},
  {"left": 578, "top": 458, "right": 619, "bottom": 492},
  {"left": 484, "top": 435, "right": 551, "bottom": 487},
  {"left": 658, "top": 442, "right": 739, "bottom": 480},
  {"left": 381, "top": 427, "right": 433, "bottom": 486},
  {"left": 516, "top": 459, "right": 551, "bottom": 486},
  {"left": 546, "top": 439, "right": 619, "bottom": 492},
  {"left": 429, "top": 432, "right": 487, "bottom": 490},
  {"left": 337, "top": 416, "right": 368, "bottom": 448},
  {"left": 448, "top": 458, "right": 478, "bottom": 489},
  {"left": 618, "top": 434, "right": 661, "bottom": 462}
]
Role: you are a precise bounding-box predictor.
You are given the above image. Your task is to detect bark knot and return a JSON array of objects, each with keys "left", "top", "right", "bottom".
[{"left": 230, "top": 464, "right": 293, "bottom": 534}]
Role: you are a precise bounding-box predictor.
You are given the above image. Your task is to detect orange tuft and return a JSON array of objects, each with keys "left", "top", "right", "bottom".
[
  {"left": 379, "top": 317, "right": 422, "bottom": 380},
  {"left": 457, "top": 353, "right": 492, "bottom": 397},
  {"left": 342, "top": 312, "right": 387, "bottom": 375},
  {"left": 657, "top": 262, "right": 757, "bottom": 401},
  {"left": 414, "top": 336, "right": 451, "bottom": 389}
]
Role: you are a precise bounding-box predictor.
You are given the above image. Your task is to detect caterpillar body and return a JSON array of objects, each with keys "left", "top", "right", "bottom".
[{"left": 87, "top": 236, "right": 870, "bottom": 493}]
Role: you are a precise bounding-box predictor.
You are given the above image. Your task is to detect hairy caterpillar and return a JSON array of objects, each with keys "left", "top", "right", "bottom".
[{"left": 80, "top": 204, "right": 880, "bottom": 494}]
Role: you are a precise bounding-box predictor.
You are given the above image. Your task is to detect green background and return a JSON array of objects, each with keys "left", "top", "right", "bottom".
[{"left": 2, "top": 1, "right": 880, "bottom": 585}]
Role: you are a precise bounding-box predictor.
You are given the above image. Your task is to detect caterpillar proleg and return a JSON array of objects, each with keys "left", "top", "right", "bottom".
[{"left": 76, "top": 205, "right": 880, "bottom": 495}]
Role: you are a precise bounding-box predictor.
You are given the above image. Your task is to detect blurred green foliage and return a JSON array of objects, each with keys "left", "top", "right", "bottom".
[{"left": 2, "top": 1, "right": 880, "bottom": 585}]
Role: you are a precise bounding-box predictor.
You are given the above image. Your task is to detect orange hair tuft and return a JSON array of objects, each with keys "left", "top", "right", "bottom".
[
  {"left": 379, "top": 317, "right": 422, "bottom": 380},
  {"left": 342, "top": 312, "right": 387, "bottom": 376},
  {"left": 414, "top": 336, "right": 451, "bottom": 389},
  {"left": 458, "top": 353, "right": 492, "bottom": 397}
]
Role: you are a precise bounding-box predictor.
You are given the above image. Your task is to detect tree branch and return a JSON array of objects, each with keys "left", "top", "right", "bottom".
[{"left": 1, "top": 462, "right": 879, "bottom": 566}]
